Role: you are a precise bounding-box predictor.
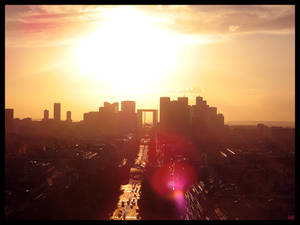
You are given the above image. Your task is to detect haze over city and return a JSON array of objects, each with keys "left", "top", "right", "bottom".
[
  {"left": 5, "top": 4, "right": 295, "bottom": 221},
  {"left": 5, "top": 5, "right": 295, "bottom": 123}
]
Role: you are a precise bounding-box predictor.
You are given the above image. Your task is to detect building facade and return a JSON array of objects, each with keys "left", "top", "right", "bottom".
[
  {"left": 43, "top": 109, "right": 49, "bottom": 120},
  {"left": 54, "top": 103, "right": 61, "bottom": 121},
  {"left": 66, "top": 111, "right": 72, "bottom": 122}
]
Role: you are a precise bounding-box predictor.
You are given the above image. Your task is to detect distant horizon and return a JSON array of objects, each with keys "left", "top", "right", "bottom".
[
  {"left": 20, "top": 116, "right": 295, "bottom": 127},
  {"left": 226, "top": 120, "right": 295, "bottom": 127}
]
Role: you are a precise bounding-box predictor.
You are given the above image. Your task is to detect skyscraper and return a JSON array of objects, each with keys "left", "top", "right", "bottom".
[
  {"left": 178, "top": 97, "right": 188, "bottom": 105},
  {"left": 160, "top": 97, "right": 190, "bottom": 129},
  {"left": 54, "top": 103, "right": 61, "bottom": 121},
  {"left": 43, "top": 109, "right": 49, "bottom": 120},
  {"left": 210, "top": 107, "right": 217, "bottom": 116},
  {"left": 196, "top": 96, "right": 203, "bottom": 105},
  {"left": 217, "top": 113, "right": 224, "bottom": 126},
  {"left": 119, "top": 101, "right": 137, "bottom": 134},
  {"left": 101, "top": 102, "right": 119, "bottom": 113},
  {"left": 5, "top": 108, "right": 14, "bottom": 133},
  {"left": 160, "top": 97, "right": 170, "bottom": 126},
  {"left": 121, "top": 101, "right": 135, "bottom": 114},
  {"left": 66, "top": 111, "right": 72, "bottom": 122},
  {"left": 112, "top": 102, "right": 119, "bottom": 113},
  {"left": 98, "top": 102, "right": 119, "bottom": 135}
]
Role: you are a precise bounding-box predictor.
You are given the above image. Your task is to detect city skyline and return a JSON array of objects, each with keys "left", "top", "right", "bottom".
[
  {"left": 5, "top": 95, "right": 222, "bottom": 123},
  {"left": 5, "top": 5, "right": 295, "bottom": 122},
  {"left": 5, "top": 97, "right": 295, "bottom": 126}
]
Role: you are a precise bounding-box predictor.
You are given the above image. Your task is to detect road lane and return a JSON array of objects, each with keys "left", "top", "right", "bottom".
[{"left": 110, "top": 136, "right": 150, "bottom": 220}]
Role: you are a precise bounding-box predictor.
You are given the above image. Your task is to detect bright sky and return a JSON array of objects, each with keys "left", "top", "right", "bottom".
[{"left": 5, "top": 5, "right": 295, "bottom": 122}]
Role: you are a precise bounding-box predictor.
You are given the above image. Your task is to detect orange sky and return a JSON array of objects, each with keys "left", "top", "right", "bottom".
[{"left": 5, "top": 5, "right": 295, "bottom": 122}]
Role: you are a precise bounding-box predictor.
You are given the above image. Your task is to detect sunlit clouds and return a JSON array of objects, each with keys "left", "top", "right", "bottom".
[{"left": 6, "top": 5, "right": 294, "bottom": 48}]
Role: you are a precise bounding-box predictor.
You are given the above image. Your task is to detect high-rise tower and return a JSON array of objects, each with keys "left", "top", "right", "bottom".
[{"left": 54, "top": 103, "right": 61, "bottom": 121}]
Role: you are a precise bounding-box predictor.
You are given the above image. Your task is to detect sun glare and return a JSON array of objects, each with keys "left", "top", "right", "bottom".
[{"left": 73, "top": 6, "right": 182, "bottom": 97}]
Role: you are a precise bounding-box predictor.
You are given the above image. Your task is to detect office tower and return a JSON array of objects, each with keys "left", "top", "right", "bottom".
[
  {"left": 84, "top": 111, "right": 99, "bottom": 122},
  {"left": 54, "top": 103, "right": 61, "bottom": 121},
  {"left": 174, "top": 98, "right": 190, "bottom": 129},
  {"left": 112, "top": 102, "right": 119, "bottom": 113},
  {"left": 210, "top": 107, "right": 217, "bottom": 116},
  {"left": 217, "top": 113, "right": 224, "bottom": 126},
  {"left": 178, "top": 97, "right": 188, "bottom": 105},
  {"left": 196, "top": 96, "right": 203, "bottom": 105},
  {"left": 160, "top": 97, "right": 190, "bottom": 130},
  {"left": 119, "top": 101, "right": 137, "bottom": 134},
  {"left": 5, "top": 108, "right": 14, "bottom": 133},
  {"left": 43, "top": 109, "right": 49, "bottom": 120},
  {"left": 66, "top": 111, "right": 72, "bottom": 122},
  {"left": 101, "top": 102, "right": 119, "bottom": 114},
  {"left": 104, "top": 102, "right": 110, "bottom": 108},
  {"left": 98, "top": 102, "right": 119, "bottom": 135},
  {"left": 160, "top": 97, "right": 170, "bottom": 126},
  {"left": 83, "top": 113, "right": 89, "bottom": 121},
  {"left": 121, "top": 101, "right": 136, "bottom": 114}
]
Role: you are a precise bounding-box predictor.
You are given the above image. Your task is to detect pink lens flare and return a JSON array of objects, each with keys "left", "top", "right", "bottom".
[{"left": 150, "top": 161, "right": 197, "bottom": 200}]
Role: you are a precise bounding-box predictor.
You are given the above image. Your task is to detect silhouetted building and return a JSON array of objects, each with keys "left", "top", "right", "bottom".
[
  {"left": 82, "top": 101, "right": 121, "bottom": 136},
  {"left": 121, "top": 101, "right": 135, "bottom": 114},
  {"left": 191, "top": 97, "right": 226, "bottom": 139},
  {"left": 160, "top": 97, "right": 171, "bottom": 127},
  {"left": 217, "top": 113, "right": 224, "bottom": 126},
  {"left": 112, "top": 102, "right": 119, "bottom": 113},
  {"left": 159, "top": 97, "right": 189, "bottom": 130},
  {"left": 210, "top": 107, "right": 217, "bottom": 116},
  {"left": 54, "top": 103, "right": 61, "bottom": 121},
  {"left": 43, "top": 109, "right": 49, "bottom": 121},
  {"left": 5, "top": 108, "right": 14, "bottom": 134},
  {"left": 119, "top": 100, "right": 137, "bottom": 134},
  {"left": 137, "top": 109, "right": 158, "bottom": 130},
  {"left": 160, "top": 96, "right": 225, "bottom": 138},
  {"left": 99, "top": 102, "right": 119, "bottom": 135},
  {"left": 101, "top": 102, "right": 119, "bottom": 114},
  {"left": 196, "top": 96, "right": 203, "bottom": 105},
  {"left": 66, "top": 111, "right": 72, "bottom": 122},
  {"left": 84, "top": 111, "right": 99, "bottom": 122},
  {"left": 178, "top": 97, "right": 188, "bottom": 105}
]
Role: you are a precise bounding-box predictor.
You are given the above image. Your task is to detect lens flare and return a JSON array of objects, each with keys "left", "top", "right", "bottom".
[
  {"left": 172, "top": 190, "right": 185, "bottom": 210},
  {"left": 150, "top": 161, "right": 197, "bottom": 199}
]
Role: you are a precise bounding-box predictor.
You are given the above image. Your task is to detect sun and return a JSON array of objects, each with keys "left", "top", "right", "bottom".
[{"left": 72, "top": 6, "right": 182, "bottom": 98}]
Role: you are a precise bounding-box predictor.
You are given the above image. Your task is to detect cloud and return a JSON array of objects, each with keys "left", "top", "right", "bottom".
[
  {"left": 5, "top": 5, "right": 295, "bottom": 48},
  {"left": 229, "top": 25, "right": 240, "bottom": 32},
  {"left": 139, "top": 5, "right": 294, "bottom": 35},
  {"left": 5, "top": 6, "right": 106, "bottom": 48}
]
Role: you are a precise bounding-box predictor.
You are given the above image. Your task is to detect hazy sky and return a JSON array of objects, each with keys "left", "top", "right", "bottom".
[{"left": 5, "top": 5, "right": 295, "bottom": 122}]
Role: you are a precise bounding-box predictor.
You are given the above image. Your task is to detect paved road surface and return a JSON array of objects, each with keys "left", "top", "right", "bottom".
[{"left": 110, "top": 136, "right": 150, "bottom": 220}]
